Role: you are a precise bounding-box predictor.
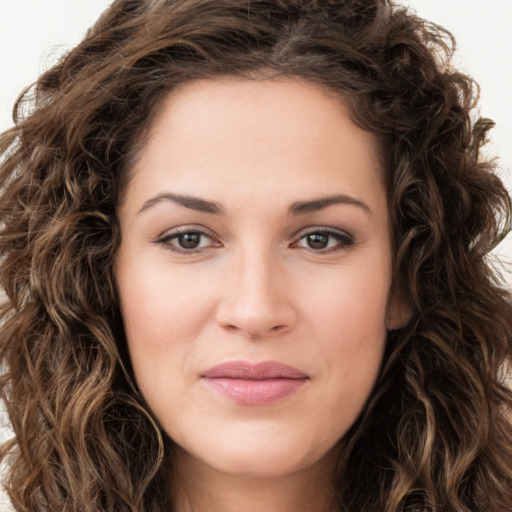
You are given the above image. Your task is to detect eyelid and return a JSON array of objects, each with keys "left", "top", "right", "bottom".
[
  {"left": 291, "top": 226, "right": 355, "bottom": 252},
  {"left": 152, "top": 224, "right": 355, "bottom": 254},
  {"left": 153, "top": 225, "right": 222, "bottom": 252}
]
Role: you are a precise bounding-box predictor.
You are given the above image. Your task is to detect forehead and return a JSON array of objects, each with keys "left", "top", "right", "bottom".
[
  {"left": 147, "top": 76, "right": 382, "bottom": 162},
  {"left": 122, "top": 77, "right": 386, "bottom": 214}
]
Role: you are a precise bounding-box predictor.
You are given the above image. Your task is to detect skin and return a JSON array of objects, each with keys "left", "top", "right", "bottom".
[{"left": 115, "top": 77, "right": 405, "bottom": 512}]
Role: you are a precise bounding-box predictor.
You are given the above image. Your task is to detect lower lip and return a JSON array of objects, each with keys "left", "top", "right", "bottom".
[{"left": 203, "top": 377, "right": 307, "bottom": 405}]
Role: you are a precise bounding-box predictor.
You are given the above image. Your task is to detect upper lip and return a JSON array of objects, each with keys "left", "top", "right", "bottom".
[{"left": 201, "top": 361, "right": 309, "bottom": 380}]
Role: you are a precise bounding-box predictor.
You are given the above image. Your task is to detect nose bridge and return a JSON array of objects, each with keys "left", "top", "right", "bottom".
[
  {"left": 216, "top": 241, "right": 295, "bottom": 337},
  {"left": 238, "top": 245, "right": 273, "bottom": 299}
]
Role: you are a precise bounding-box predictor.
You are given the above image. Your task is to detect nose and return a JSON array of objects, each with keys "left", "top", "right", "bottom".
[{"left": 215, "top": 251, "right": 297, "bottom": 339}]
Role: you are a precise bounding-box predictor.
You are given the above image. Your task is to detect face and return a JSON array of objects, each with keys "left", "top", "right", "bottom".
[{"left": 115, "top": 77, "right": 402, "bottom": 479}]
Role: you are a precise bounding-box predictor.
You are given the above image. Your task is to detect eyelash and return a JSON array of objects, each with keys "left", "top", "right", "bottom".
[
  {"left": 154, "top": 227, "right": 355, "bottom": 254},
  {"left": 155, "top": 228, "right": 219, "bottom": 253},
  {"left": 293, "top": 227, "right": 355, "bottom": 253}
]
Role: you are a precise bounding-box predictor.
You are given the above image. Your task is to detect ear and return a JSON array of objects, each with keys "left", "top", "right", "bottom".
[{"left": 386, "top": 291, "right": 413, "bottom": 331}]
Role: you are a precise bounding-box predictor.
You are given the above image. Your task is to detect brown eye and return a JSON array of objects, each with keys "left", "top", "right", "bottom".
[
  {"left": 156, "top": 229, "right": 220, "bottom": 253},
  {"left": 295, "top": 229, "right": 354, "bottom": 252},
  {"left": 178, "top": 232, "right": 202, "bottom": 249},
  {"left": 306, "top": 233, "right": 329, "bottom": 249}
]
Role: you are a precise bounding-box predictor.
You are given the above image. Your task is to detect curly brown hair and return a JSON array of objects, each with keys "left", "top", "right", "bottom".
[{"left": 1, "top": 0, "right": 511, "bottom": 510}]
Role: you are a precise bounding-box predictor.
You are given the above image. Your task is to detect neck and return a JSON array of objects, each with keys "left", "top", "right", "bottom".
[{"left": 169, "top": 448, "right": 338, "bottom": 512}]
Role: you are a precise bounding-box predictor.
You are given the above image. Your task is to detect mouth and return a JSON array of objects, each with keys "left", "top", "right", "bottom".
[{"left": 201, "top": 360, "right": 309, "bottom": 405}]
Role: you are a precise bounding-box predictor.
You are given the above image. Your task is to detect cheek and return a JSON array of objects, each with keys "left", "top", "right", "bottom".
[
  {"left": 119, "top": 258, "right": 215, "bottom": 339},
  {"left": 301, "top": 257, "right": 391, "bottom": 412},
  {"left": 303, "top": 256, "right": 391, "bottom": 342},
  {"left": 115, "top": 258, "right": 218, "bottom": 403}
]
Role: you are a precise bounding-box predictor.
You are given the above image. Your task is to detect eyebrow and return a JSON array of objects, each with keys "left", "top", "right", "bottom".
[
  {"left": 138, "top": 192, "right": 371, "bottom": 216},
  {"left": 288, "top": 194, "right": 372, "bottom": 216},
  {"left": 138, "top": 193, "right": 224, "bottom": 215}
]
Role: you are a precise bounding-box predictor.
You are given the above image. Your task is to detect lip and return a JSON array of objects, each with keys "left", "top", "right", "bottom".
[{"left": 201, "top": 361, "right": 309, "bottom": 405}]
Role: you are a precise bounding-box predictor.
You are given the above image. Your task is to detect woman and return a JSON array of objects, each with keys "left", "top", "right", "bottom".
[{"left": 1, "top": 0, "right": 511, "bottom": 510}]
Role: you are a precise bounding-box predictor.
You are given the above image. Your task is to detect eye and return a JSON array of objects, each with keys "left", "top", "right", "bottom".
[
  {"left": 293, "top": 228, "right": 354, "bottom": 252},
  {"left": 155, "top": 228, "right": 220, "bottom": 252}
]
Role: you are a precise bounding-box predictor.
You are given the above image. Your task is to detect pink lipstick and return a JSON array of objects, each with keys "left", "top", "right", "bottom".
[{"left": 201, "top": 361, "right": 309, "bottom": 405}]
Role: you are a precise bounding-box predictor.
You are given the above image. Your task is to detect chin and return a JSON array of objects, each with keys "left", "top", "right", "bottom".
[
  {"left": 212, "top": 450, "right": 304, "bottom": 477},
  {"left": 173, "top": 422, "right": 336, "bottom": 479}
]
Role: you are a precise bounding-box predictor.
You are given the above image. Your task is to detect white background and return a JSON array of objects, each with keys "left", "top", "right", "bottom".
[{"left": 0, "top": 1, "right": 511, "bottom": 508}]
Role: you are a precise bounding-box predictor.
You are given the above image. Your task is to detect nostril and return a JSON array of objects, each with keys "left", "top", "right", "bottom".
[{"left": 220, "top": 322, "right": 288, "bottom": 338}]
